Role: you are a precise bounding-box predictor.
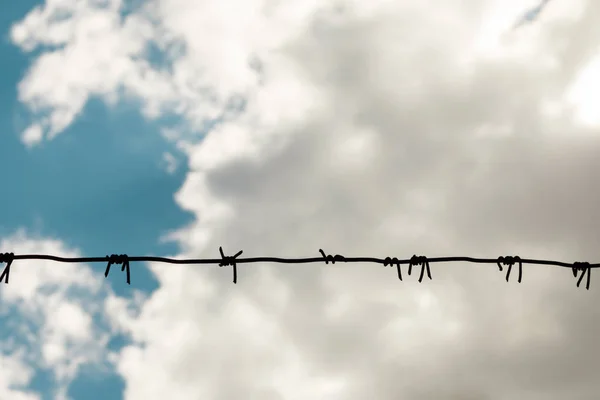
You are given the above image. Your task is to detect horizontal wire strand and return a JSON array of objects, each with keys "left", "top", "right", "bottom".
[{"left": 0, "top": 249, "right": 596, "bottom": 289}]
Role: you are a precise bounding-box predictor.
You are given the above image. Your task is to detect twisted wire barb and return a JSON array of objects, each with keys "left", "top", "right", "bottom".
[{"left": 0, "top": 250, "right": 597, "bottom": 289}]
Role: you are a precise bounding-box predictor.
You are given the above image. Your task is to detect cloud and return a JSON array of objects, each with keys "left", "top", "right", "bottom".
[
  {"left": 160, "top": 152, "right": 179, "bottom": 174},
  {"left": 0, "top": 230, "right": 141, "bottom": 400},
  {"left": 0, "top": 351, "right": 39, "bottom": 400},
  {"left": 11, "top": 0, "right": 160, "bottom": 144},
  {"left": 10, "top": 0, "right": 600, "bottom": 399}
]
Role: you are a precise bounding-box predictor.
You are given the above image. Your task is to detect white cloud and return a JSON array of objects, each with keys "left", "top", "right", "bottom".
[
  {"left": 566, "top": 52, "right": 600, "bottom": 126},
  {"left": 11, "top": 0, "right": 157, "bottom": 142},
  {"left": 0, "top": 351, "right": 40, "bottom": 400},
  {"left": 160, "top": 152, "right": 178, "bottom": 174},
  {"left": 0, "top": 230, "right": 140, "bottom": 399},
  {"left": 11, "top": 0, "right": 600, "bottom": 399},
  {"left": 21, "top": 124, "right": 44, "bottom": 148}
]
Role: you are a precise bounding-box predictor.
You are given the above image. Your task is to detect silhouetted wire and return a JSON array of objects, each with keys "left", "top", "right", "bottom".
[{"left": 0, "top": 250, "right": 596, "bottom": 289}]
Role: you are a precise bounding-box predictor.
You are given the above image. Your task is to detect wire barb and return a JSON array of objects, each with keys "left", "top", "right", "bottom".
[
  {"left": 572, "top": 261, "right": 591, "bottom": 290},
  {"left": 497, "top": 255, "right": 522, "bottom": 283},
  {"left": 383, "top": 257, "right": 402, "bottom": 281},
  {"left": 318, "top": 249, "right": 346, "bottom": 265},
  {"left": 104, "top": 254, "right": 131, "bottom": 285},
  {"left": 0, "top": 252, "right": 15, "bottom": 284},
  {"left": 219, "top": 246, "right": 243, "bottom": 284},
  {"left": 409, "top": 255, "right": 432, "bottom": 283}
]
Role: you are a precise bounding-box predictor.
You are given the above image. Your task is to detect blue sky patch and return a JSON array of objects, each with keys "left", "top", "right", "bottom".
[{"left": 0, "top": 0, "right": 197, "bottom": 398}]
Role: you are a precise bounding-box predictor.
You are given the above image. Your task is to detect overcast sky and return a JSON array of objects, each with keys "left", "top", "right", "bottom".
[{"left": 1, "top": 0, "right": 600, "bottom": 399}]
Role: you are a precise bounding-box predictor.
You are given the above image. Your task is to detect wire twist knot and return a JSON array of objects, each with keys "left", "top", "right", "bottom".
[
  {"left": 0, "top": 252, "right": 15, "bottom": 284},
  {"left": 497, "top": 255, "right": 522, "bottom": 283},
  {"left": 318, "top": 249, "right": 346, "bottom": 264},
  {"left": 409, "top": 255, "right": 432, "bottom": 283},
  {"left": 219, "top": 247, "right": 243, "bottom": 284},
  {"left": 105, "top": 254, "right": 131, "bottom": 285},
  {"left": 383, "top": 257, "right": 403, "bottom": 281},
  {"left": 572, "top": 261, "right": 591, "bottom": 290}
]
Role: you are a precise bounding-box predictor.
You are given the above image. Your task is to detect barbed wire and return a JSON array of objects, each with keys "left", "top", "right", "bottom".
[{"left": 0, "top": 248, "right": 596, "bottom": 289}]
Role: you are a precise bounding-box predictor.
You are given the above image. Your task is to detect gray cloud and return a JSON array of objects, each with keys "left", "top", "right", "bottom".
[{"left": 170, "top": 3, "right": 600, "bottom": 399}]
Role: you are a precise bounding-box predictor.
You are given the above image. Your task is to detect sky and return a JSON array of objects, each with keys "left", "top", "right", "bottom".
[
  {"left": 1, "top": 0, "right": 600, "bottom": 399},
  {"left": 512, "top": 0, "right": 552, "bottom": 29}
]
